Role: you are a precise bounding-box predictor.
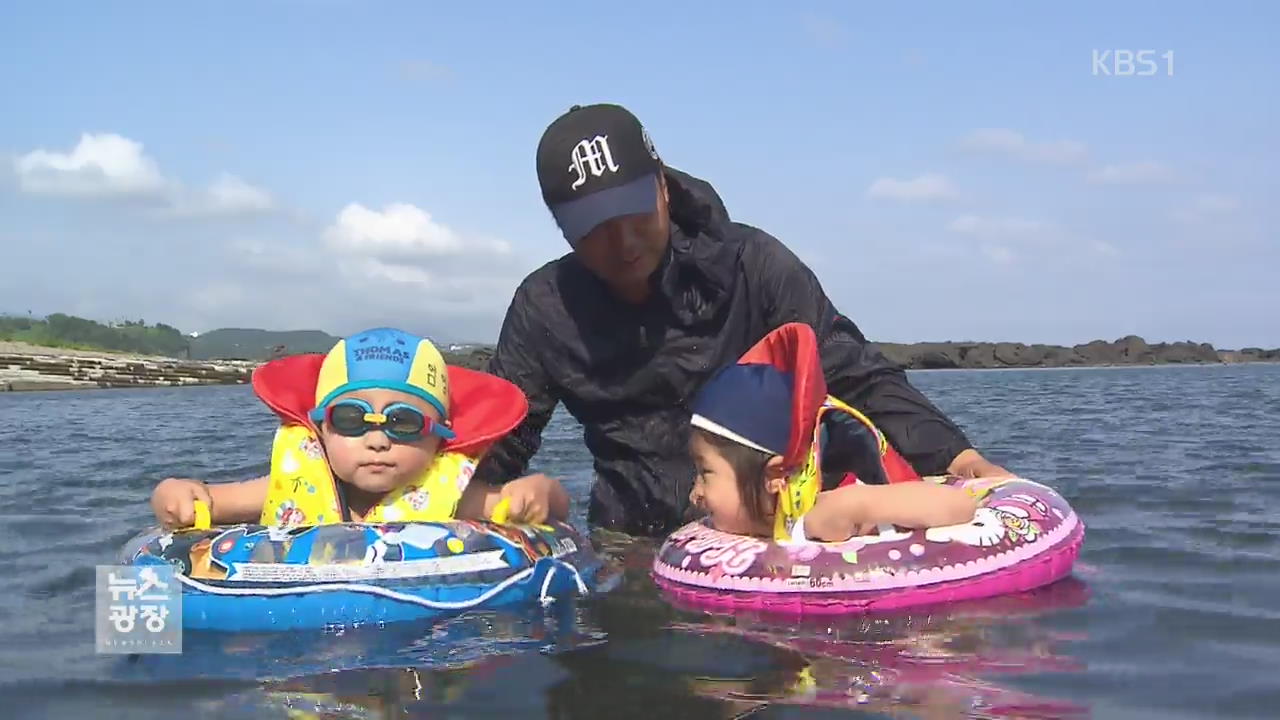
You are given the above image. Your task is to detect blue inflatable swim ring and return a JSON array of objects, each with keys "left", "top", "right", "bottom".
[{"left": 117, "top": 519, "right": 603, "bottom": 632}]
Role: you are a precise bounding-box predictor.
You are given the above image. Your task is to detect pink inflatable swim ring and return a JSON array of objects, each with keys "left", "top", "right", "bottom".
[{"left": 652, "top": 475, "right": 1084, "bottom": 616}]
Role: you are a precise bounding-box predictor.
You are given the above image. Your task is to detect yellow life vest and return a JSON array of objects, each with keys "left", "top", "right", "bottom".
[
  {"left": 772, "top": 395, "right": 889, "bottom": 543},
  {"left": 259, "top": 424, "right": 475, "bottom": 527}
]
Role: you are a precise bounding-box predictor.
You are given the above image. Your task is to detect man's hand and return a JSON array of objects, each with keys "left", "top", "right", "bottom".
[
  {"left": 947, "top": 448, "right": 1015, "bottom": 479},
  {"left": 498, "top": 473, "right": 570, "bottom": 524}
]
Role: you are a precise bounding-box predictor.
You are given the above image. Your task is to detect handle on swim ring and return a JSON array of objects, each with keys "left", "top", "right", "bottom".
[
  {"left": 191, "top": 499, "right": 211, "bottom": 530},
  {"left": 490, "top": 497, "right": 511, "bottom": 524},
  {"left": 488, "top": 497, "right": 554, "bottom": 530},
  {"left": 184, "top": 496, "right": 517, "bottom": 529}
]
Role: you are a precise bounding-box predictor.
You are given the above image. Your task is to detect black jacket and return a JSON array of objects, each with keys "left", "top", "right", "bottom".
[{"left": 474, "top": 168, "right": 973, "bottom": 536}]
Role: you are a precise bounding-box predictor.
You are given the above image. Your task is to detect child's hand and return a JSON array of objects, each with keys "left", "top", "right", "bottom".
[
  {"left": 151, "top": 477, "right": 213, "bottom": 529},
  {"left": 498, "top": 473, "right": 569, "bottom": 524},
  {"left": 947, "top": 449, "right": 1014, "bottom": 479}
]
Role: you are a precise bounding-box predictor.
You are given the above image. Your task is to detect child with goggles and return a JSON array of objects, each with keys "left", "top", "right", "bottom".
[{"left": 150, "top": 327, "right": 568, "bottom": 529}]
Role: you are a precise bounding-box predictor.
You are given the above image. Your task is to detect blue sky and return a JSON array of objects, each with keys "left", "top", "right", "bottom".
[{"left": 1, "top": 1, "right": 1275, "bottom": 347}]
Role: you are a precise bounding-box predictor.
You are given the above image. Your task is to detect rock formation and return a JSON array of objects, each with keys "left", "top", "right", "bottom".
[{"left": 875, "top": 336, "right": 1265, "bottom": 370}]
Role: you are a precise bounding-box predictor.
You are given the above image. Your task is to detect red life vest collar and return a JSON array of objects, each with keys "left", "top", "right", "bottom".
[
  {"left": 250, "top": 354, "right": 528, "bottom": 457},
  {"left": 738, "top": 322, "right": 920, "bottom": 483}
]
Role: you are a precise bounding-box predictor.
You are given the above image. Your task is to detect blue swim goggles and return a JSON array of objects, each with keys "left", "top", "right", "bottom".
[{"left": 312, "top": 398, "right": 456, "bottom": 441}]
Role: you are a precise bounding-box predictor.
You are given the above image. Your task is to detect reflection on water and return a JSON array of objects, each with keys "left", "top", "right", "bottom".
[{"left": 591, "top": 537, "right": 1091, "bottom": 719}]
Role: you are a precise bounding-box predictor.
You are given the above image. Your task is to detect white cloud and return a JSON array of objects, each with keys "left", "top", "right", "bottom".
[
  {"left": 1172, "top": 193, "right": 1242, "bottom": 224},
  {"left": 161, "top": 174, "right": 275, "bottom": 218},
  {"left": 1087, "top": 162, "right": 1179, "bottom": 185},
  {"left": 323, "top": 202, "right": 510, "bottom": 258},
  {"left": 947, "top": 214, "right": 1118, "bottom": 265},
  {"left": 866, "top": 173, "right": 958, "bottom": 202},
  {"left": 312, "top": 202, "right": 519, "bottom": 319},
  {"left": 357, "top": 257, "right": 437, "bottom": 286},
  {"left": 178, "top": 208, "right": 526, "bottom": 340},
  {"left": 960, "top": 128, "right": 1088, "bottom": 166},
  {"left": 948, "top": 214, "right": 1046, "bottom": 238},
  {"left": 4, "top": 140, "right": 525, "bottom": 343},
  {"left": 202, "top": 174, "right": 275, "bottom": 213},
  {"left": 13, "top": 132, "right": 276, "bottom": 219},
  {"left": 948, "top": 215, "right": 1047, "bottom": 266},
  {"left": 14, "top": 133, "right": 167, "bottom": 197}
]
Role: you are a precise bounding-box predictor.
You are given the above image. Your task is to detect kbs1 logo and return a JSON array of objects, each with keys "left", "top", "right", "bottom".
[{"left": 1092, "top": 50, "right": 1174, "bottom": 76}]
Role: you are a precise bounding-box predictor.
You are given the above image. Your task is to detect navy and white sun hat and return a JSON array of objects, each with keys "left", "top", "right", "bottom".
[{"left": 689, "top": 363, "right": 795, "bottom": 456}]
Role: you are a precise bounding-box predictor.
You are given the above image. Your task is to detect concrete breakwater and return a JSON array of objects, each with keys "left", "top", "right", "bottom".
[{"left": 0, "top": 351, "right": 256, "bottom": 392}]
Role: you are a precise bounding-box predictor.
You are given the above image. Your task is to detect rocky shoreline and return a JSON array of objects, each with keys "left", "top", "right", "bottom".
[
  {"left": 437, "top": 337, "right": 1280, "bottom": 374},
  {"left": 0, "top": 341, "right": 494, "bottom": 392},
  {"left": 0, "top": 344, "right": 259, "bottom": 392},
  {"left": 875, "top": 335, "right": 1279, "bottom": 370},
  {"left": 1, "top": 336, "right": 1275, "bottom": 393}
]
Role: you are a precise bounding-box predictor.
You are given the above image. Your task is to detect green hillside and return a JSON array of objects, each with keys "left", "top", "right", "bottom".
[
  {"left": 0, "top": 314, "right": 190, "bottom": 355},
  {"left": 0, "top": 314, "right": 344, "bottom": 360},
  {"left": 0, "top": 313, "right": 493, "bottom": 364}
]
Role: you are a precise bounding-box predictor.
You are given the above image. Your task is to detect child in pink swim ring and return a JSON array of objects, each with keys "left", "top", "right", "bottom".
[{"left": 687, "top": 362, "right": 978, "bottom": 543}]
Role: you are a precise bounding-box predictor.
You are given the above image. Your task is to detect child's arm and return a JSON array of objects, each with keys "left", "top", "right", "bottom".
[
  {"left": 209, "top": 476, "right": 270, "bottom": 523},
  {"left": 801, "top": 481, "right": 978, "bottom": 542},
  {"left": 456, "top": 473, "right": 569, "bottom": 524},
  {"left": 151, "top": 475, "right": 269, "bottom": 529}
]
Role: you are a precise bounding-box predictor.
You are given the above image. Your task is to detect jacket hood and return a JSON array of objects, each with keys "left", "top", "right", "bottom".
[
  {"left": 663, "top": 166, "right": 731, "bottom": 238},
  {"left": 653, "top": 167, "right": 741, "bottom": 324}
]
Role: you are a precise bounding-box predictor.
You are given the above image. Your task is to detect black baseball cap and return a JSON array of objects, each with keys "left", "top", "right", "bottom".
[{"left": 536, "top": 103, "right": 662, "bottom": 246}]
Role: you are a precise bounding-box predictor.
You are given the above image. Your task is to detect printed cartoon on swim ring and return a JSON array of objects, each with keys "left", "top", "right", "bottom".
[{"left": 121, "top": 514, "right": 601, "bottom": 631}]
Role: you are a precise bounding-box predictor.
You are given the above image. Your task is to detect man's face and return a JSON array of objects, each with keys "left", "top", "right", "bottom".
[{"left": 572, "top": 176, "right": 670, "bottom": 304}]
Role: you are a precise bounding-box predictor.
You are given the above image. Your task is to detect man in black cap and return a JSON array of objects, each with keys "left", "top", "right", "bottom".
[{"left": 473, "top": 103, "right": 1009, "bottom": 537}]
